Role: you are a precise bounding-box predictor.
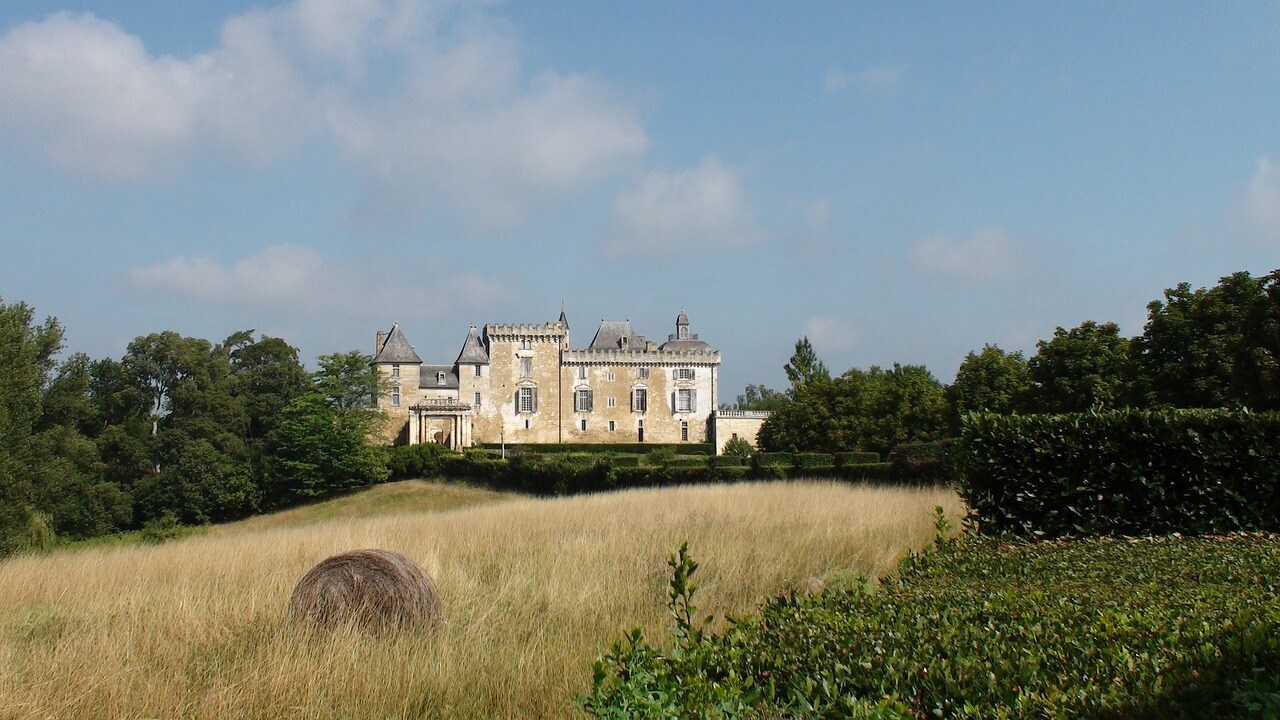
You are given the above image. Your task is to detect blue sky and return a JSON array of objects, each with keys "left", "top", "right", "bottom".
[{"left": 1, "top": 1, "right": 1278, "bottom": 397}]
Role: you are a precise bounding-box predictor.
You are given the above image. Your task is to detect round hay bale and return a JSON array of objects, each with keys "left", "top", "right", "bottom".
[
  {"left": 288, "top": 549, "right": 442, "bottom": 631},
  {"left": 795, "top": 576, "right": 826, "bottom": 596}
]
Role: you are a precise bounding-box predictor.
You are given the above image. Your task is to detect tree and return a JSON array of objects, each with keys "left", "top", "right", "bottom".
[
  {"left": 1027, "top": 321, "right": 1136, "bottom": 413},
  {"left": 0, "top": 298, "right": 63, "bottom": 554},
  {"left": 783, "top": 337, "right": 829, "bottom": 390},
  {"left": 315, "top": 351, "right": 383, "bottom": 415},
  {"left": 759, "top": 363, "right": 948, "bottom": 455},
  {"left": 730, "top": 384, "right": 789, "bottom": 412},
  {"left": 948, "top": 345, "right": 1032, "bottom": 429},
  {"left": 1135, "top": 270, "right": 1280, "bottom": 410},
  {"left": 265, "top": 393, "right": 388, "bottom": 505}
]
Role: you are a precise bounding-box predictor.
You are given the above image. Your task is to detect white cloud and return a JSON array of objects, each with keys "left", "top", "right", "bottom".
[
  {"left": 1226, "top": 156, "right": 1280, "bottom": 245},
  {"left": 823, "top": 64, "right": 903, "bottom": 95},
  {"left": 804, "top": 316, "right": 855, "bottom": 352},
  {"left": 608, "top": 157, "right": 764, "bottom": 252},
  {"left": 127, "top": 245, "right": 325, "bottom": 306},
  {"left": 0, "top": 1, "right": 646, "bottom": 224},
  {"left": 127, "top": 244, "right": 506, "bottom": 318},
  {"left": 910, "top": 225, "right": 1021, "bottom": 280}
]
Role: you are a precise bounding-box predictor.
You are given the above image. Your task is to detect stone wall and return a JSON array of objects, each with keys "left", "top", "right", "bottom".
[{"left": 711, "top": 411, "right": 771, "bottom": 454}]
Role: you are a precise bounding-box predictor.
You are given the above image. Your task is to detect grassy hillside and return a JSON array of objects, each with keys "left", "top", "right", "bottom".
[{"left": 0, "top": 480, "right": 961, "bottom": 719}]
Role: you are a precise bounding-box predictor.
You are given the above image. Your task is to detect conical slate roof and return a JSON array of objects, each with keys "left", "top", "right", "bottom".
[
  {"left": 373, "top": 324, "right": 422, "bottom": 364},
  {"left": 454, "top": 325, "right": 490, "bottom": 365}
]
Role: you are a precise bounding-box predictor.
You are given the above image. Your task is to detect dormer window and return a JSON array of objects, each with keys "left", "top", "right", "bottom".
[
  {"left": 436, "top": 371, "right": 446, "bottom": 385},
  {"left": 620, "top": 336, "right": 629, "bottom": 349}
]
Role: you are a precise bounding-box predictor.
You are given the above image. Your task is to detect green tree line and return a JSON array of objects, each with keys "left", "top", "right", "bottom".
[
  {"left": 743, "top": 269, "right": 1280, "bottom": 454},
  {"left": 0, "top": 299, "right": 388, "bottom": 556}
]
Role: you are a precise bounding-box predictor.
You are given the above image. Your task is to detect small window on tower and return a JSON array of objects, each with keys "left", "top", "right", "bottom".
[
  {"left": 474, "top": 391, "right": 481, "bottom": 408},
  {"left": 391, "top": 364, "right": 400, "bottom": 378},
  {"left": 391, "top": 386, "right": 401, "bottom": 407},
  {"left": 520, "top": 357, "right": 532, "bottom": 378},
  {"left": 474, "top": 365, "right": 482, "bottom": 377}
]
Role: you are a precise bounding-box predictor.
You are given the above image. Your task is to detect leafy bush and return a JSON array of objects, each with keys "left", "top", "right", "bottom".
[
  {"left": 721, "top": 437, "right": 754, "bottom": 458},
  {"left": 793, "top": 452, "right": 834, "bottom": 468},
  {"left": 833, "top": 451, "right": 880, "bottom": 467},
  {"left": 957, "top": 408, "right": 1280, "bottom": 537},
  {"left": 887, "top": 439, "right": 953, "bottom": 484},
  {"left": 385, "top": 442, "right": 454, "bottom": 480},
  {"left": 482, "top": 443, "right": 714, "bottom": 456},
  {"left": 585, "top": 533, "right": 1280, "bottom": 718},
  {"left": 753, "top": 452, "right": 791, "bottom": 469}
]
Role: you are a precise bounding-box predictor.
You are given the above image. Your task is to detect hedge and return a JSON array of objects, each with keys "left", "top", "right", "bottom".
[
  {"left": 480, "top": 443, "right": 715, "bottom": 456},
  {"left": 585, "top": 533, "right": 1280, "bottom": 718},
  {"left": 833, "top": 451, "right": 879, "bottom": 468},
  {"left": 956, "top": 408, "right": 1280, "bottom": 537},
  {"left": 887, "top": 439, "right": 952, "bottom": 484},
  {"left": 388, "top": 446, "right": 942, "bottom": 493},
  {"left": 793, "top": 452, "right": 834, "bottom": 468}
]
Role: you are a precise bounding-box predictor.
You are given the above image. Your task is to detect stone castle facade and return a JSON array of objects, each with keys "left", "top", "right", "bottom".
[{"left": 373, "top": 311, "right": 761, "bottom": 452}]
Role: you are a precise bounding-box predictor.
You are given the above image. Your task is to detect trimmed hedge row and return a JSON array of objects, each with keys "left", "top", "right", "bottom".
[
  {"left": 957, "top": 408, "right": 1280, "bottom": 537},
  {"left": 479, "top": 442, "right": 715, "bottom": 456},
  {"left": 387, "top": 447, "right": 930, "bottom": 495}
]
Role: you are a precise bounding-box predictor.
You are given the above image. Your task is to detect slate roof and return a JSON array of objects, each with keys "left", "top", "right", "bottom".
[
  {"left": 373, "top": 324, "right": 423, "bottom": 364},
  {"left": 659, "top": 337, "right": 713, "bottom": 352},
  {"left": 419, "top": 365, "right": 459, "bottom": 389},
  {"left": 454, "top": 325, "right": 490, "bottom": 365},
  {"left": 588, "top": 321, "right": 646, "bottom": 351}
]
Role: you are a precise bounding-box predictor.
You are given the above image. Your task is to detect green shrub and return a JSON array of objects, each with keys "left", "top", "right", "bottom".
[
  {"left": 793, "top": 452, "right": 834, "bottom": 468},
  {"left": 833, "top": 451, "right": 880, "bottom": 467},
  {"left": 667, "top": 455, "right": 711, "bottom": 468},
  {"left": 886, "top": 439, "right": 953, "bottom": 484},
  {"left": 585, "top": 534, "right": 1280, "bottom": 718},
  {"left": 385, "top": 443, "right": 454, "bottom": 480},
  {"left": 481, "top": 443, "right": 714, "bottom": 456},
  {"left": 753, "top": 452, "right": 791, "bottom": 469},
  {"left": 957, "top": 408, "right": 1280, "bottom": 537},
  {"left": 721, "top": 437, "right": 754, "bottom": 459},
  {"left": 644, "top": 447, "right": 677, "bottom": 468},
  {"left": 709, "top": 455, "right": 749, "bottom": 468},
  {"left": 139, "top": 512, "right": 186, "bottom": 544}
]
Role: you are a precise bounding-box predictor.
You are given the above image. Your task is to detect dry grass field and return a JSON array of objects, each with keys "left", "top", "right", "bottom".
[{"left": 0, "top": 480, "right": 963, "bottom": 719}]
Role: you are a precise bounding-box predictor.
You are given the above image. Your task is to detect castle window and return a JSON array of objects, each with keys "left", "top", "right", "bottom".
[
  {"left": 575, "top": 388, "right": 594, "bottom": 412},
  {"left": 474, "top": 365, "right": 482, "bottom": 377},
  {"left": 520, "top": 339, "right": 532, "bottom": 350},
  {"left": 638, "top": 418, "right": 644, "bottom": 442},
  {"left": 577, "top": 366, "right": 587, "bottom": 380},
  {"left": 637, "top": 367, "right": 649, "bottom": 379},
  {"left": 581, "top": 418, "right": 588, "bottom": 432},
  {"left": 607, "top": 396, "right": 616, "bottom": 408},
  {"left": 517, "top": 387, "right": 537, "bottom": 413},
  {"left": 520, "top": 357, "right": 532, "bottom": 378},
  {"left": 391, "top": 386, "right": 401, "bottom": 407},
  {"left": 681, "top": 421, "right": 689, "bottom": 441},
  {"left": 632, "top": 388, "right": 647, "bottom": 413},
  {"left": 391, "top": 364, "right": 400, "bottom": 378},
  {"left": 609, "top": 421, "right": 616, "bottom": 432},
  {"left": 607, "top": 371, "right": 615, "bottom": 381},
  {"left": 676, "top": 388, "right": 696, "bottom": 413},
  {"left": 436, "top": 371, "right": 446, "bottom": 385},
  {"left": 675, "top": 368, "right": 695, "bottom": 381},
  {"left": 474, "top": 391, "right": 481, "bottom": 408}
]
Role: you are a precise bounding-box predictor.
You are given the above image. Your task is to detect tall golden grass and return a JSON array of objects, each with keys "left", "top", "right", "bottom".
[{"left": 0, "top": 480, "right": 962, "bottom": 719}]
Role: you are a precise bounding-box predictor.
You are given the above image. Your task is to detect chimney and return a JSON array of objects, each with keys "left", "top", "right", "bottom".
[{"left": 376, "top": 329, "right": 387, "bottom": 355}]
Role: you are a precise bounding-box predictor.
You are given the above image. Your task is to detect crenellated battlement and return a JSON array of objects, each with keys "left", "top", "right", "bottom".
[{"left": 563, "top": 348, "right": 721, "bottom": 365}]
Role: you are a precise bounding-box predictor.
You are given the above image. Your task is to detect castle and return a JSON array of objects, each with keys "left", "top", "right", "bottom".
[{"left": 373, "top": 311, "right": 768, "bottom": 453}]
